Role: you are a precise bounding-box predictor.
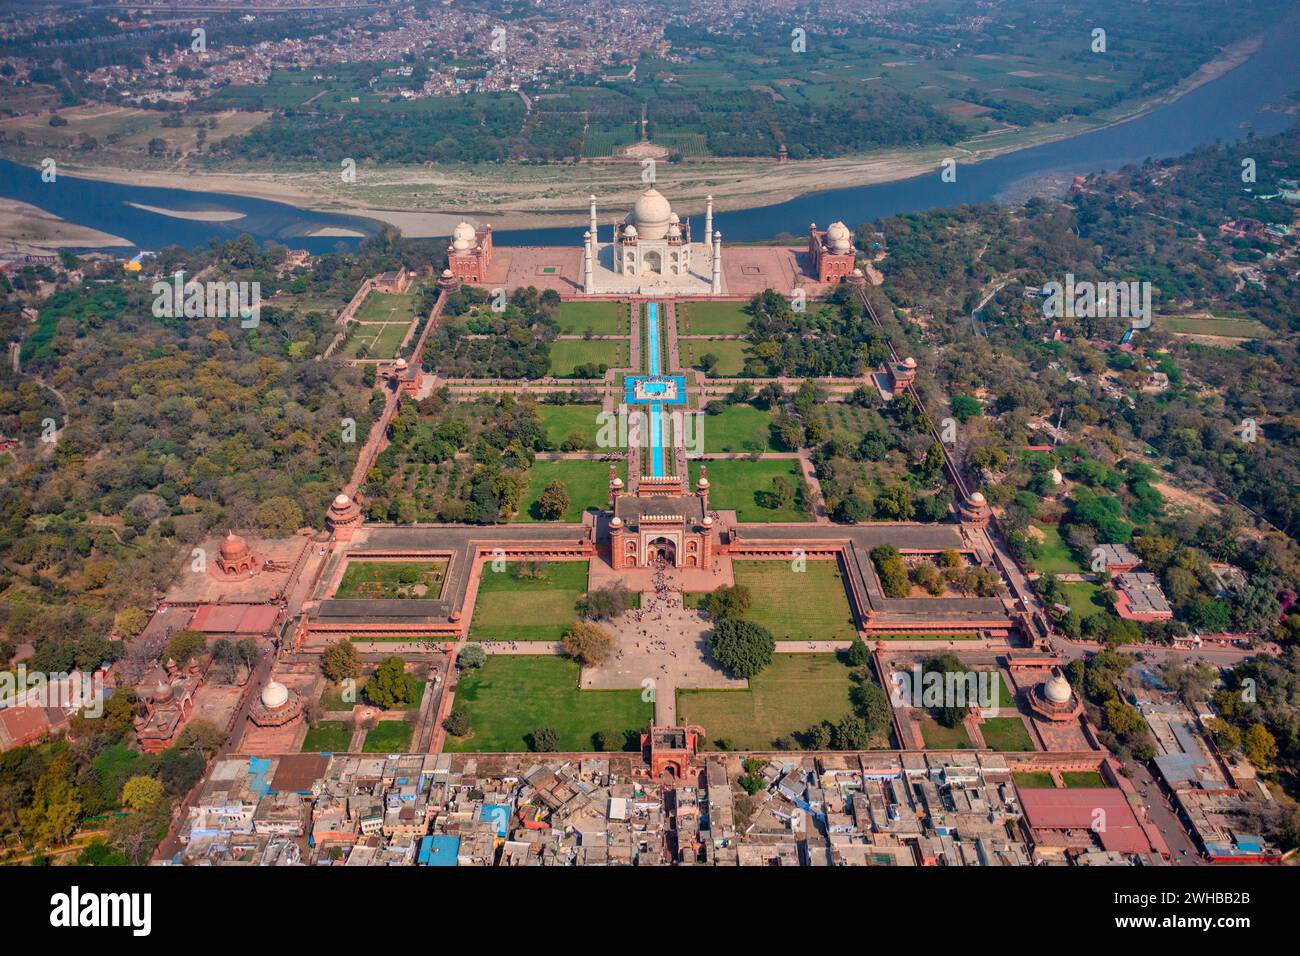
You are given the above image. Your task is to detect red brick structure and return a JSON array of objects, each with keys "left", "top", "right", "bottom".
[
  {"left": 372, "top": 270, "right": 413, "bottom": 294},
  {"left": 885, "top": 356, "right": 918, "bottom": 396},
  {"left": 642, "top": 725, "right": 698, "bottom": 779},
  {"left": 326, "top": 493, "right": 364, "bottom": 542},
  {"left": 957, "top": 491, "right": 991, "bottom": 528},
  {"left": 380, "top": 357, "right": 423, "bottom": 397},
  {"left": 248, "top": 679, "right": 304, "bottom": 728},
  {"left": 1026, "top": 668, "right": 1084, "bottom": 722},
  {"left": 607, "top": 466, "right": 715, "bottom": 569},
  {"left": 448, "top": 221, "right": 493, "bottom": 282},
  {"left": 808, "top": 221, "right": 856, "bottom": 283},
  {"left": 216, "top": 532, "right": 259, "bottom": 577},
  {"left": 134, "top": 659, "right": 205, "bottom": 753}
]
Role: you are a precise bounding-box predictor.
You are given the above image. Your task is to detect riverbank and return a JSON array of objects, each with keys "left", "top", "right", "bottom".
[
  {"left": 7, "top": 35, "right": 1262, "bottom": 239},
  {"left": 0, "top": 197, "right": 131, "bottom": 251}
]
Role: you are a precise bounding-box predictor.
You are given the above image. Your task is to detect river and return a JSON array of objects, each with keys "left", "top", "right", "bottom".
[{"left": 2, "top": 8, "right": 1297, "bottom": 254}]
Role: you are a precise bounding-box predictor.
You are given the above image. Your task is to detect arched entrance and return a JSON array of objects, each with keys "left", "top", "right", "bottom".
[
  {"left": 648, "top": 536, "right": 676, "bottom": 566},
  {"left": 643, "top": 249, "right": 663, "bottom": 274}
]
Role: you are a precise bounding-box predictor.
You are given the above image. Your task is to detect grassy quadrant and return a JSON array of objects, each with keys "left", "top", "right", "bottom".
[
  {"left": 301, "top": 720, "right": 352, "bottom": 753},
  {"left": 557, "top": 301, "right": 625, "bottom": 335},
  {"left": 679, "top": 301, "right": 752, "bottom": 335},
  {"left": 549, "top": 339, "right": 625, "bottom": 377},
  {"left": 537, "top": 403, "right": 604, "bottom": 449},
  {"left": 518, "top": 460, "right": 622, "bottom": 522},
  {"left": 732, "top": 560, "right": 858, "bottom": 641},
  {"left": 689, "top": 458, "right": 810, "bottom": 522},
  {"left": 980, "top": 716, "right": 1035, "bottom": 752},
  {"left": 363, "top": 720, "right": 414, "bottom": 753},
  {"left": 468, "top": 560, "right": 589, "bottom": 641},
  {"left": 919, "top": 713, "right": 973, "bottom": 749},
  {"left": 335, "top": 560, "right": 447, "bottom": 599},
  {"left": 679, "top": 338, "right": 749, "bottom": 376},
  {"left": 445, "top": 656, "right": 652, "bottom": 752},
  {"left": 676, "top": 654, "right": 859, "bottom": 751},
  {"left": 701, "top": 404, "right": 776, "bottom": 453}
]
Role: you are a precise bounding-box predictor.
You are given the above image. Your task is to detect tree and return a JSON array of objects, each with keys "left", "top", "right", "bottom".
[
  {"left": 562, "top": 620, "right": 616, "bottom": 666},
  {"left": 871, "top": 545, "right": 910, "bottom": 598},
  {"left": 578, "top": 585, "right": 637, "bottom": 620},
  {"left": 834, "top": 713, "right": 871, "bottom": 750},
  {"left": 442, "top": 707, "right": 471, "bottom": 736},
  {"left": 114, "top": 607, "right": 148, "bottom": 639},
  {"left": 709, "top": 619, "right": 775, "bottom": 679},
  {"left": 529, "top": 726, "right": 559, "bottom": 752},
  {"left": 363, "top": 656, "right": 412, "bottom": 709},
  {"left": 850, "top": 677, "right": 892, "bottom": 736},
  {"left": 256, "top": 495, "right": 304, "bottom": 533},
  {"left": 167, "top": 630, "right": 206, "bottom": 664},
  {"left": 593, "top": 729, "right": 625, "bottom": 752},
  {"left": 703, "top": 584, "right": 751, "bottom": 621},
  {"left": 537, "top": 479, "right": 570, "bottom": 520},
  {"left": 457, "top": 644, "right": 486, "bottom": 669},
  {"left": 835, "top": 493, "right": 870, "bottom": 523},
  {"left": 1244, "top": 724, "right": 1278, "bottom": 769},
  {"left": 321, "top": 640, "right": 361, "bottom": 683},
  {"left": 121, "top": 775, "right": 164, "bottom": 812},
  {"left": 846, "top": 637, "right": 871, "bottom": 666}
]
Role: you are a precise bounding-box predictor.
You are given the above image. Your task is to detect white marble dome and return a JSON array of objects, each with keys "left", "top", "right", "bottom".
[
  {"left": 968, "top": 491, "right": 986, "bottom": 506},
  {"left": 451, "top": 221, "right": 476, "bottom": 251},
  {"left": 333, "top": 493, "right": 351, "bottom": 507},
  {"left": 261, "top": 679, "right": 289, "bottom": 710},
  {"left": 1044, "top": 672, "right": 1073, "bottom": 704},
  {"left": 623, "top": 223, "right": 639, "bottom": 239},
  {"left": 826, "top": 220, "right": 853, "bottom": 253},
  {"left": 631, "top": 188, "right": 672, "bottom": 239}
]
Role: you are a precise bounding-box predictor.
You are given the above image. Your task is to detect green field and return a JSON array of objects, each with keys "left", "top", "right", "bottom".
[
  {"left": 1062, "top": 770, "right": 1108, "bottom": 788},
  {"left": 357, "top": 290, "right": 416, "bottom": 324},
  {"left": 677, "top": 654, "right": 863, "bottom": 750},
  {"left": 537, "top": 403, "right": 604, "bottom": 449},
  {"left": 919, "top": 714, "right": 973, "bottom": 749},
  {"left": 732, "top": 561, "right": 858, "bottom": 641},
  {"left": 1060, "top": 581, "right": 1107, "bottom": 619},
  {"left": 363, "top": 720, "right": 414, "bottom": 753},
  {"left": 678, "top": 301, "right": 752, "bottom": 335},
  {"left": 335, "top": 560, "right": 447, "bottom": 599},
  {"left": 301, "top": 721, "right": 352, "bottom": 753},
  {"left": 1158, "top": 313, "right": 1272, "bottom": 339},
  {"left": 980, "top": 716, "right": 1035, "bottom": 752},
  {"left": 518, "top": 460, "right": 617, "bottom": 522},
  {"left": 1030, "top": 523, "right": 1084, "bottom": 574},
  {"left": 700, "top": 404, "right": 777, "bottom": 453},
  {"left": 320, "top": 677, "right": 425, "bottom": 711},
  {"left": 345, "top": 320, "right": 409, "bottom": 359},
  {"left": 468, "top": 560, "right": 589, "bottom": 641},
  {"left": 557, "top": 301, "right": 626, "bottom": 335},
  {"left": 444, "top": 656, "right": 652, "bottom": 752},
  {"left": 689, "top": 459, "right": 810, "bottom": 521},
  {"left": 549, "top": 339, "right": 626, "bottom": 377},
  {"left": 679, "top": 338, "right": 750, "bottom": 376},
  {"left": 1012, "top": 771, "right": 1055, "bottom": 788}
]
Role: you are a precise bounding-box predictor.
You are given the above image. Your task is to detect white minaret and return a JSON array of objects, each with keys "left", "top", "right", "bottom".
[
  {"left": 589, "top": 194, "right": 598, "bottom": 242},
  {"left": 711, "top": 230, "right": 722, "bottom": 294},
  {"left": 583, "top": 230, "right": 594, "bottom": 294},
  {"left": 704, "top": 195, "right": 714, "bottom": 256}
]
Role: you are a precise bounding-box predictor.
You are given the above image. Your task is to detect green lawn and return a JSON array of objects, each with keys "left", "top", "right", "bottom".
[
  {"left": 468, "top": 560, "right": 589, "bottom": 641},
  {"left": 549, "top": 339, "right": 625, "bottom": 377},
  {"left": 1013, "top": 771, "right": 1055, "bottom": 788},
  {"left": 1062, "top": 770, "right": 1108, "bottom": 788},
  {"left": 919, "top": 713, "right": 973, "bottom": 749},
  {"left": 301, "top": 720, "right": 352, "bottom": 753},
  {"left": 335, "top": 560, "right": 447, "bottom": 599},
  {"left": 320, "top": 677, "right": 425, "bottom": 711},
  {"left": 678, "top": 301, "right": 752, "bottom": 335},
  {"left": 517, "top": 460, "right": 619, "bottom": 522},
  {"left": 732, "top": 561, "right": 858, "bottom": 641},
  {"left": 557, "top": 301, "right": 625, "bottom": 335},
  {"left": 537, "top": 403, "right": 603, "bottom": 449},
  {"left": 345, "top": 321, "right": 410, "bottom": 359},
  {"left": 362, "top": 720, "right": 413, "bottom": 753},
  {"left": 700, "top": 404, "right": 776, "bottom": 453},
  {"left": 444, "top": 656, "right": 652, "bottom": 752},
  {"left": 1060, "top": 581, "right": 1107, "bottom": 619},
  {"left": 689, "top": 459, "right": 810, "bottom": 522},
  {"left": 1030, "top": 523, "right": 1083, "bottom": 574},
  {"left": 356, "top": 290, "right": 415, "bottom": 323},
  {"left": 679, "top": 338, "right": 749, "bottom": 376},
  {"left": 677, "top": 654, "right": 866, "bottom": 750},
  {"left": 1158, "top": 313, "right": 1271, "bottom": 339},
  {"left": 980, "top": 716, "right": 1035, "bottom": 752}
]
